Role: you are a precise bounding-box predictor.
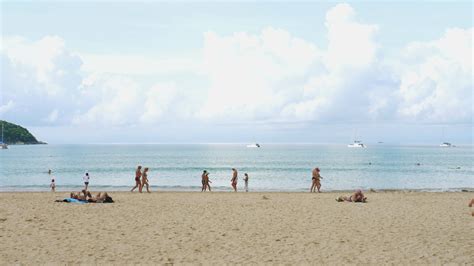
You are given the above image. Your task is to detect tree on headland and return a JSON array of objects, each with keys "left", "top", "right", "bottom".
[{"left": 0, "top": 120, "right": 46, "bottom": 145}]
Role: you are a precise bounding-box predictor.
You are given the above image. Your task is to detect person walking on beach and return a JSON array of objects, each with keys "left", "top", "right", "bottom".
[
  {"left": 231, "top": 168, "right": 238, "bottom": 192},
  {"left": 243, "top": 173, "right": 249, "bottom": 192},
  {"left": 201, "top": 170, "right": 212, "bottom": 192},
  {"left": 310, "top": 167, "right": 322, "bottom": 193},
  {"left": 50, "top": 178, "right": 56, "bottom": 192},
  {"left": 83, "top": 172, "right": 90, "bottom": 191},
  {"left": 131, "top": 166, "right": 142, "bottom": 192},
  {"left": 141, "top": 167, "right": 151, "bottom": 193},
  {"left": 201, "top": 170, "right": 207, "bottom": 191}
]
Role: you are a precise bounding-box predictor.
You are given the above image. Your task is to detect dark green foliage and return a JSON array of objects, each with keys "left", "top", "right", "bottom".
[{"left": 0, "top": 120, "right": 45, "bottom": 144}]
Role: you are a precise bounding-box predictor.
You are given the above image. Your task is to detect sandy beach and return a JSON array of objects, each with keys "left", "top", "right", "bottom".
[{"left": 1, "top": 191, "right": 473, "bottom": 264}]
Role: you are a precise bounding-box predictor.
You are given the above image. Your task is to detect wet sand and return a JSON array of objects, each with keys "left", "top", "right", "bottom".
[{"left": 0, "top": 191, "right": 473, "bottom": 264}]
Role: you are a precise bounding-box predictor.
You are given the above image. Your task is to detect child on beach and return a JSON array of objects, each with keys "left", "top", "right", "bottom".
[
  {"left": 244, "top": 173, "right": 249, "bottom": 192},
  {"left": 50, "top": 178, "right": 56, "bottom": 192}
]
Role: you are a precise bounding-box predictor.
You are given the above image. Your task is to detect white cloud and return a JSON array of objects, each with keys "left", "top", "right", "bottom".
[
  {"left": 1, "top": 3, "right": 471, "bottom": 130},
  {"left": 198, "top": 27, "right": 320, "bottom": 121},
  {"left": 0, "top": 100, "right": 15, "bottom": 116},
  {"left": 80, "top": 54, "right": 200, "bottom": 75},
  {"left": 324, "top": 3, "right": 379, "bottom": 71},
  {"left": 397, "top": 28, "right": 473, "bottom": 123},
  {"left": 44, "top": 109, "right": 59, "bottom": 123}
]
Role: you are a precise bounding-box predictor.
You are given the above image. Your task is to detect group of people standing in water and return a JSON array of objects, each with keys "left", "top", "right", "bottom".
[
  {"left": 201, "top": 168, "right": 250, "bottom": 192},
  {"left": 129, "top": 165, "right": 322, "bottom": 193}
]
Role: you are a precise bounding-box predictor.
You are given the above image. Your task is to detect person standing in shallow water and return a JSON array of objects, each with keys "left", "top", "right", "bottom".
[
  {"left": 131, "top": 166, "right": 142, "bottom": 192},
  {"left": 231, "top": 168, "right": 238, "bottom": 192},
  {"left": 243, "top": 173, "right": 249, "bottom": 192},
  {"left": 50, "top": 178, "right": 56, "bottom": 192},
  {"left": 83, "top": 173, "right": 90, "bottom": 191},
  {"left": 310, "top": 168, "right": 323, "bottom": 193}
]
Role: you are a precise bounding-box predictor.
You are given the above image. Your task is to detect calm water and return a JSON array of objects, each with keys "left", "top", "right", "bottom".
[{"left": 0, "top": 144, "right": 473, "bottom": 192}]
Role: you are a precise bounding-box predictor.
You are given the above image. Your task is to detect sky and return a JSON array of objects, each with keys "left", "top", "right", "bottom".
[{"left": 1, "top": 1, "right": 473, "bottom": 144}]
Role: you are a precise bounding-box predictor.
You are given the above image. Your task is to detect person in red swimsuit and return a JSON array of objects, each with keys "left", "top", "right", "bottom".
[{"left": 131, "top": 165, "right": 142, "bottom": 192}]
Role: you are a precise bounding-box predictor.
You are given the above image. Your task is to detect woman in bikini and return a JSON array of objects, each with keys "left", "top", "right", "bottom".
[
  {"left": 310, "top": 167, "right": 322, "bottom": 192},
  {"left": 231, "top": 168, "right": 238, "bottom": 192},
  {"left": 141, "top": 167, "right": 151, "bottom": 193},
  {"left": 131, "top": 165, "right": 142, "bottom": 192}
]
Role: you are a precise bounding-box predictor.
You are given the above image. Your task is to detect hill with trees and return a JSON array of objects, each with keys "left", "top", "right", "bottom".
[{"left": 0, "top": 120, "right": 46, "bottom": 145}]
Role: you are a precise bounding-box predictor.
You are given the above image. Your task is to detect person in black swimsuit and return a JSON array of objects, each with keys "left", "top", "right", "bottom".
[{"left": 310, "top": 167, "right": 322, "bottom": 193}]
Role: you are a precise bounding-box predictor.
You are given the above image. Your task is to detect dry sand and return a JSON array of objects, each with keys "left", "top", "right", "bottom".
[{"left": 1, "top": 191, "right": 473, "bottom": 264}]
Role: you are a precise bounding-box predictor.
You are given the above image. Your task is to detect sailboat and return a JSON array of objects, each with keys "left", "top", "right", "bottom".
[
  {"left": 1, "top": 123, "right": 8, "bottom": 149},
  {"left": 348, "top": 140, "right": 366, "bottom": 148},
  {"left": 348, "top": 129, "right": 366, "bottom": 148},
  {"left": 246, "top": 143, "right": 261, "bottom": 148}
]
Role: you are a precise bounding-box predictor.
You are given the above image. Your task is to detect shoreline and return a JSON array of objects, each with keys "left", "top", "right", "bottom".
[{"left": 1, "top": 186, "right": 473, "bottom": 193}]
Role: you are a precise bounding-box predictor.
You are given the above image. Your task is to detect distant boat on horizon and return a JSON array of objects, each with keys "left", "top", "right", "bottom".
[
  {"left": 440, "top": 142, "right": 454, "bottom": 148},
  {"left": 348, "top": 140, "right": 366, "bottom": 148},
  {"left": 439, "top": 127, "right": 454, "bottom": 147},
  {"left": 348, "top": 129, "right": 366, "bottom": 148},
  {"left": 247, "top": 143, "right": 261, "bottom": 148}
]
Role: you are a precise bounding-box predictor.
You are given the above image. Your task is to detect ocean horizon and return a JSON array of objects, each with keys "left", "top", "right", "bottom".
[{"left": 1, "top": 144, "right": 472, "bottom": 192}]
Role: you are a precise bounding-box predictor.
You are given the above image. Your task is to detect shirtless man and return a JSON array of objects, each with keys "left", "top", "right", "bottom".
[
  {"left": 231, "top": 168, "right": 238, "bottom": 192},
  {"left": 131, "top": 166, "right": 142, "bottom": 192},
  {"left": 310, "top": 167, "right": 322, "bottom": 193},
  {"left": 201, "top": 170, "right": 208, "bottom": 192}
]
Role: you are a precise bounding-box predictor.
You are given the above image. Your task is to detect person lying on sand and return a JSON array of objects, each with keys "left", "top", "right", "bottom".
[
  {"left": 57, "top": 191, "right": 113, "bottom": 203},
  {"left": 86, "top": 191, "right": 114, "bottom": 203},
  {"left": 336, "top": 190, "right": 367, "bottom": 203},
  {"left": 70, "top": 190, "right": 88, "bottom": 201}
]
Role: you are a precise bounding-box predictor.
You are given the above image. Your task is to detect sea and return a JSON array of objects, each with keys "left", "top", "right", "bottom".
[{"left": 0, "top": 144, "right": 473, "bottom": 192}]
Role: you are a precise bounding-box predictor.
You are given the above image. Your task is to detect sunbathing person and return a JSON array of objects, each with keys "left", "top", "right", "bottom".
[
  {"left": 70, "top": 190, "right": 88, "bottom": 201},
  {"left": 86, "top": 191, "right": 114, "bottom": 203},
  {"left": 336, "top": 190, "right": 367, "bottom": 203}
]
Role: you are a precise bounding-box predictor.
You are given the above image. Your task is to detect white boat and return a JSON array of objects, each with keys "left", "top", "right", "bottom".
[
  {"left": 439, "top": 142, "right": 453, "bottom": 147},
  {"left": 246, "top": 143, "right": 261, "bottom": 148},
  {"left": 0, "top": 123, "right": 7, "bottom": 149},
  {"left": 348, "top": 140, "right": 366, "bottom": 148}
]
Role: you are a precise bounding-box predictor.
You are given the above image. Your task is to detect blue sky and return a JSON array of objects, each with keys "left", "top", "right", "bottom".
[{"left": 1, "top": 1, "right": 472, "bottom": 144}]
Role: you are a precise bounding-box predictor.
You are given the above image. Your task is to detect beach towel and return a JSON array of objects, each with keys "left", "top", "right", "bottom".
[{"left": 58, "top": 198, "right": 88, "bottom": 204}]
